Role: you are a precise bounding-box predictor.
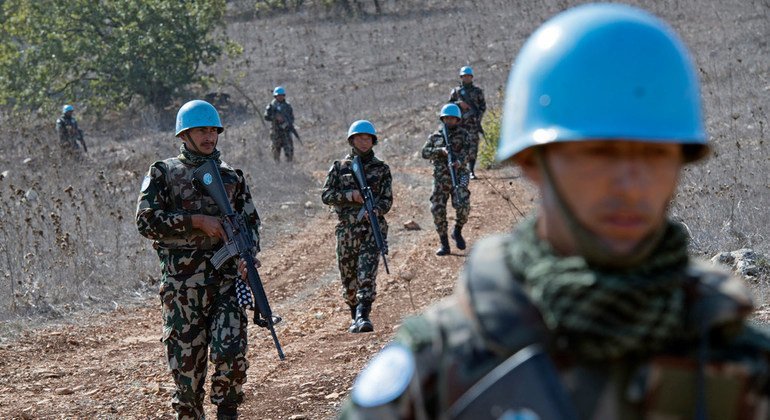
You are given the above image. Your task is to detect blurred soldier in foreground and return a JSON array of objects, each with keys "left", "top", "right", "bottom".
[
  {"left": 341, "top": 4, "right": 770, "bottom": 419},
  {"left": 448, "top": 66, "right": 485, "bottom": 179},
  {"left": 322, "top": 120, "right": 393, "bottom": 333},
  {"left": 136, "top": 100, "right": 261, "bottom": 420},
  {"left": 56, "top": 104, "right": 86, "bottom": 152},
  {"left": 263, "top": 86, "right": 297, "bottom": 162},
  {"left": 422, "top": 104, "right": 473, "bottom": 256}
]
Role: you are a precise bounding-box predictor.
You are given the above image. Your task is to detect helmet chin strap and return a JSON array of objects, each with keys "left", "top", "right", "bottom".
[
  {"left": 182, "top": 132, "right": 209, "bottom": 156},
  {"left": 535, "top": 148, "right": 666, "bottom": 270}
]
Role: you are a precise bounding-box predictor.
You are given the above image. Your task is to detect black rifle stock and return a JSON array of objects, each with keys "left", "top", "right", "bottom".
[
  {"left": 351, "top": 155, "right": 390, "bottom": 275},
  {"left": 448, "top": 345, "right": 578, "bottom": 420},
  {"left": 441, "top": 124, "right": 461, "bottom": 207},
  {"left": 192, "top": 160, "right": 285, "bottom": 360}
]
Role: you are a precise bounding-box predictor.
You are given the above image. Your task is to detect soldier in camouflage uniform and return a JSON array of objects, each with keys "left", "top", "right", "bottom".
[
  {"left": 448, "top": 66, "right": 485, "bottom": 179},
  {"left": 322, "top": 120, "right": 393, "bottom": 333},
  {"left": 342, "top": 5, "right": 770, "bottom": 419},
  {"left": 422, "top": 104, "right": 473, "bottom": 256},
  {"left": 263, "top": 86, "right": 295, "bottom": 162},
  {"left": 136, "top": 100, "right": 261, "bottom": 420},
  {"left": 56, "top": 104, "right": 83, "bottom": 150}
]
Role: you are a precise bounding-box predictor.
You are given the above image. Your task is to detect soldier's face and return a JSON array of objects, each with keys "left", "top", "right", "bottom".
[
  {"left": 181, "top": 126, "right": 219, "bottom": 155},
  {"left": 461, "top": 75, "right": 473, "bottom": 84},
  {"left": 442, "top": 116, "right": 460, "bottom": 127},
  {"left": 350, "top": 134, "right": 374, "bottom": 153},
  {"left": 65, "top": 111, "right": 73, "bottom": 117},
  {"left": 520, "top": 140, "right": 684, "bottom": 256},
  {"left": 275, "top": 94, "right": 286, "bottom": 102}
]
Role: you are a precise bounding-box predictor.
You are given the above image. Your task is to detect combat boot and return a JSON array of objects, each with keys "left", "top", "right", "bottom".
[
  {"left": 348, "top": 305, "right": 357, "bottom": 333},
  {"left": 350, "top": 301, "right": 374, "bottom": 333},
  {"left": 451, "top": 225, "right": 466, "bottom": 250},
  {"left": 436, "top": 234, "right": 451, "bottom": 256},
  {"left": 217, "top": 403, "right": 238, "bottom": 420},
  {"left": 469, "top": 160, "right": 478, "bottom": 180}
]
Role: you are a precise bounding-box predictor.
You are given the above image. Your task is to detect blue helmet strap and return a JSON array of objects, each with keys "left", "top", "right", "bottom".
[{"left": 535, "top": 148, "right": 665, "bottom": 270}]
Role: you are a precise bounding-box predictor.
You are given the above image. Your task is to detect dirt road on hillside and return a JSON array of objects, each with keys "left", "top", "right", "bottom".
[{"left": 0, "top": 165, "right": 530, "bottom": 419}]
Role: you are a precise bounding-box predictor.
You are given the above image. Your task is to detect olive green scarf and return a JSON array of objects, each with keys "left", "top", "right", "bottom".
[
  {"left": 179, "top": 144, "right": 221, "bottom": 166},
  {"left": 506, "top": 217, "right": 691, "bottom": 361}
]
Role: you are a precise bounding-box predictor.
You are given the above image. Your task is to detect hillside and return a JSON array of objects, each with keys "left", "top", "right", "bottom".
[{"left": 0, "top": 0, "right": 767, "bottom": 418}]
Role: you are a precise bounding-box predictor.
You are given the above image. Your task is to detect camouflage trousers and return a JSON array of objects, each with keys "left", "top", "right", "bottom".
[
  {"left": 271, "top": 130, "right": 294, "bottom": 162},
  {"left": 160, "top": 280, "right": 249, "bottom": 419},
  {"left": 430, "top": 176, "right": 471, "bottom": 236},
  {"left": 335, "top": 219, "right": 388, "bottom": 307},
  {"left": 464, "top": 126, "right": 481, "bottom": 164}
]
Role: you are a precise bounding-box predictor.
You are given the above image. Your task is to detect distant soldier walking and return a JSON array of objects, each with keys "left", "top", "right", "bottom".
[
  {"left": 56, "top": 104, "right": 86, "bottom": 152},
  {"left": 321, "top": 120, "right": 392, "bottom": 333},
  {"left": 263, "top": 86, "right": 296, "bottom": 162},
  {"left": 136, "top": 100, "right": 261, "bottom": 420},
  {"left": 449, "top": 66, "right": 485, "bottom": 179},
  {"left": 422, "top": 104, "right": 473, "bottom": 256}
]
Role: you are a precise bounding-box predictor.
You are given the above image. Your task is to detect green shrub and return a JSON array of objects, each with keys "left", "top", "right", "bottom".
[{"left": 478, "top": 108, "right": 502, "bottom": 169}]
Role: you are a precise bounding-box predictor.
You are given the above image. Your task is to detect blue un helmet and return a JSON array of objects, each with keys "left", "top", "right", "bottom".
[
  {"left": 347, "top": 120, "right": 378, "bottom": 144},
  {"left": 62, "top": 104, "right": 74, "bottom": 113},
  {"left": 175, "top": 100, "right": 224, "bottom": 136},
  {"left": 273, "top": 86, "right": 286, "bottom": 96},
  {"left": 459, "top": 66, "right": 474, "bottom": 77},
  {"left": 440, "top": 103, "right": 462, "bottom": 120},
  {"left": 497, "top": 3, "right": 708, "bottom": 164}
]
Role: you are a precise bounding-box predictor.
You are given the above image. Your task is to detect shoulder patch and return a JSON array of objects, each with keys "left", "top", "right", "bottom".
[
  {"left": 140, "top": 175, "right": 152, "bottom": 192},
  {"left": 351, "top": 344, "right": 415, "bottom": 408}
]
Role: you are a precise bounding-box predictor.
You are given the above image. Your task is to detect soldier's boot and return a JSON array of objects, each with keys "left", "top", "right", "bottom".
[
  {"left": 469, "top": 160, "right": 477, "bottom": 179},
  {"left": 436, "top": 234, "right": 451, "bottom": 256},
  {"left": 351, "top": 301, "right": 374, "bottom": 333},
  {"left": 347, "top": 304, "right": 358, "bottom": 332},
  {"left": 216, "top": 403, "right": 238, "bottom": 420},
  {"left": 451, "top": 225, "right": 466, "bottom": 250}
]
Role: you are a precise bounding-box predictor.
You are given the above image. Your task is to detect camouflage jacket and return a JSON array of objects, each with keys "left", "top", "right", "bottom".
[
  {"left": 264, "top": 99, "right": 294, "bottom": 131},
  {"left": 136, "top": 153, "right": 261, "bottom": 288},
  {"left": 321, "top": 149, "right": 392, "bottom": 226},
  {"left": 421, "top": 126, "right": 472, "bottom": 181},
  {"left": 342, "top": 226, "right": 770, "bottom": 419},
  {"left": 56, "top": 114, "right": 80, "bottom": 142},
  {"left": 449, "top": 83, "right": 486, "bottom": 131}
]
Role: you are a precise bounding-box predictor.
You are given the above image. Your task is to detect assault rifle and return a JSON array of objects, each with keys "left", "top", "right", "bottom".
[
  {"left": 192, "top": 159, "right": 285, "bottom": 360},
  {"left": 273, "top": 104, "right": 302, "bottom": 144},
  {"left": 351, "top": 155, "right": 390, "bottom": 274},
  {"left": 441, "top": 124, "right": 460, "bottom": 207},
  {"left": 74, "top": 128, "right": 88, "bottom": 153},
  {"left": 456, "top": 87, "right": 485, "bottom": 137},
  {"left": 448, "top": 345, "right": 578, "bottom": 420}
]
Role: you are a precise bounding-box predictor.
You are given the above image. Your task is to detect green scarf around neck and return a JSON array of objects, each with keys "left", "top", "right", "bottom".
[
  {"left": 178, "top": 143, "right": 221, "bottom": 166},
  {"left": 506, "top": 217, "right": 691, "bottom": 361}
]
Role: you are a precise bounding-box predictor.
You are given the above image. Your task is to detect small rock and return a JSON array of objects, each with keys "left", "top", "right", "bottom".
[
  {"left": 23, "top": 158, "right": 33, "bottom": 164},
  {"left": 54, "top": 387, "right": 73, "bottom": 395},
  {"left": 314, "top": 312, "right": 325, "bottom": 320},
  {"left": 0, "top": 170, "right": 8, "bottom": 180},
  {"left": 403, "top": 220, "right": 421, "bottom": 230},
  {"left": 399, "top": 271, "right": 415, "bottom": 281},
  {"left": 304, "top": 201, "right": 314, "bottom": 209},
  {"left": 289, "top": 415, "right": 308, "bottom": 420},
  {"left": 428, "top": 82, "right": 439, "bottom": 88},
  {"left": 325, "top": 391, "right": 340, "bottom": 400},
  {"left": 24, "top": 189, "right": 38, "bottom": 201}
]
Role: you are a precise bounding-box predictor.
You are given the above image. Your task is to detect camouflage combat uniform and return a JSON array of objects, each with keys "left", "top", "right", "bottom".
[
  {"left": 342, "top": 218, "right": 770, "bottom": 419},
  {"left": 136, "top": 145, "right": 261, "bottom": 419},
  {"left": 56, "top": 113, "right": 82, "bottom": 149},
  {"left": 421, "top": 125, "right": 472, "bottom": 236},
  {"left": 321, "top": 149, "right": 392, "bottom": 308},
  {"left": 263, "top": 99, "right": 295, "bottom": 162},
  {"left": 449, "top": 82, "right": 486, "bottom": 172}
]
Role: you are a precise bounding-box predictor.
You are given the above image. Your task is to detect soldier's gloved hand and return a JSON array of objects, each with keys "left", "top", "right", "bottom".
[
  {"left": 458, "top": 101, "right": 470, "bottom": 111},
  {"left": 275, "top": 115, "right": 285, "bottom": 123},
  {"left": 363, "top": 209, "right": 379, "bottom": 219},
  {"left": 351, "top": 190, "right": 364, "bottom": 204},
  {"left": 437, "top": 147, "right": 448, "bottom": 156},
  {"left": 239, "top": 258, "right": 261, "bottom": 280},
  {"left": 192, "top": 214, "right": 226, "bottom": 242},
  {"left": 452, "top": 161, "right": 461, "bottom": 169}
]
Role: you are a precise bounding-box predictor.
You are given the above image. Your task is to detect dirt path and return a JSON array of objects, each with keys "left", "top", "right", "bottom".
[{"left": 0, "top": 164, "right": 529, "bottom": 419}]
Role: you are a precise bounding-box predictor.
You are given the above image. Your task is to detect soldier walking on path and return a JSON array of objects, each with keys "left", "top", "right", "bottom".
[
  {"left": 263, "top": 86, "right": 296, "bottom": 162},
  {"left": 448, "top": 66, "right": 485, "bottom": 179},
  {"left": 56, "top": 104, "right": 86, "bottom": 152},
  {"left": 322, "top": 120, "right": 393, "bottom": 333},
  {"left": 342, "top": 4, "right": 770, "bottom": 419},
  {"left": 136, "top": 100, "right": 262, "bottom": 420},
  {"left": 421, "top": 104, "right": 473, "bottom": 256}
]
